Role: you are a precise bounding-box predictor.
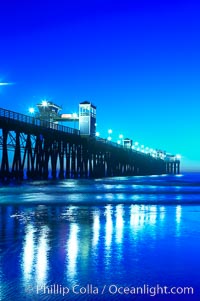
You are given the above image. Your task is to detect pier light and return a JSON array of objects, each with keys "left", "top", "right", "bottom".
[
  {"left": 176, "top": 154, "right": 181, "bottom": 160},
  {"left": 161, "top": 153, "right": 166, "bottom": 159},
  {"left": 41, "top": 100, "right": 48, "bottom": 107},
  {"left": 96, "top": 132, "right": 100, "bottom": 137},
  {"left": 152, "top": 150, "right": 157, "bottom": 157},
  {"left": 134, "top": 142, "right": 139, "bottom": 146},
  {"left": 117, "top": 140, "right": 121, "bottom": 144},
  {"left": 119, "top": 134, "right": 123, "bottom": 145},
  {"left": 72, "top": 113, "right": 78, "bottom": 118},
  {"left": 29, "top": 107, "right": 35, "bottom": 114},
  {"left": 145, "top": 147, "right": 149, "bottom": 150},
  {"left": 107, "top": 129, "right": 112, "bottom": 141},
  {"left": 131, "top": 145, "right": 135, "bottom": 149}
]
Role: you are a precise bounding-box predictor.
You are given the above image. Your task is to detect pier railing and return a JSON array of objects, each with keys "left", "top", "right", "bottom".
[{"left": 0, "top": 107, "right": 80, "bottom": 135}]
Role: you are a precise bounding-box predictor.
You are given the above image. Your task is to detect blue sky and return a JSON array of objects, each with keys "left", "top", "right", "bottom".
[{"left": 0, "top": 0, "right": 200, "bottom": 171}]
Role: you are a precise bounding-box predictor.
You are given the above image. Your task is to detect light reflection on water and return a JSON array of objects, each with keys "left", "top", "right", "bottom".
[
  {"left": 36, "top": 225, "right": 50, "bottom": 285},
  {"left": 176, "top": 205, "right": 182, "bottom": 237},
  {"left": 0, "top": 203, "right": 200, "bottom": 300},
  {"left": 115, "top": 205, "right": 124, "bottom": 244},
  {"left": 92, "top": 211, "right": 100, "bottom": 247},
  {"left": 67, "top": 223, "right": 79, "bottom": 282},
  {"left": 22, "top": 224, "right": 35, "bottom": 282},
  {"left": 105, "top": 205, "right": 113, "bottom": 248}
]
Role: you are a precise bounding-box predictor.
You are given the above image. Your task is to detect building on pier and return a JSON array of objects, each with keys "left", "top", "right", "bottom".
[
  {"left": 123, "top": 138, "right": 132, "bottom": 149},
  {"left": 164, "top": 154, "right": 180, "bottom": 174},
  {"left": 79, "top": 101, "right": 96, "bottom": 137},
  {"left": 37, "top": 100, "right": 62, "bottom": 122},
  {"left": 36, "top": 100, "right": 97, "bottom": 137}
]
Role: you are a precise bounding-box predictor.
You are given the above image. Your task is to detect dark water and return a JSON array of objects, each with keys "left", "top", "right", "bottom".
[{"left": 0, "top": 173, "right": 200, "bottom": 300}]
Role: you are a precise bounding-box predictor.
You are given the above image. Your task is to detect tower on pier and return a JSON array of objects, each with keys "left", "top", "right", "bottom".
[
  {"left": 123, "top": 138, "right": 132, "bottom": 148},
  {"left": 79, "top": 101, "right": 96, "bottom": 137}
]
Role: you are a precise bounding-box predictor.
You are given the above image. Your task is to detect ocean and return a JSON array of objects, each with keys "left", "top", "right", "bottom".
[{"left": 0, "top": 173, "right": 200, "bottom": 300}]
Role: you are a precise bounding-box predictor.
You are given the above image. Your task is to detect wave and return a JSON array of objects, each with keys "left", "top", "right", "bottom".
[
  {"left": 1, "top": 173, "right": 200, "bottom": 188},
  {"left": 1, "top": 173, "right": 200, "bottom": 206}
]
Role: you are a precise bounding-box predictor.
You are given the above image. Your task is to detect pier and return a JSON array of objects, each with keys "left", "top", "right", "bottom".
[{"left": 0, "top": 102, "right": 180, "bottom": 181}]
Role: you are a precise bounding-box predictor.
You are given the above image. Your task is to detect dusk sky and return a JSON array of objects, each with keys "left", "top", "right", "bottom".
[{"left": 0, "top": 0, "right": 200, "bottom": 171}]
